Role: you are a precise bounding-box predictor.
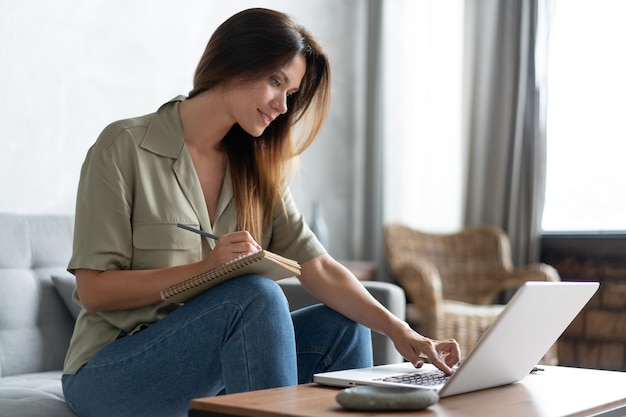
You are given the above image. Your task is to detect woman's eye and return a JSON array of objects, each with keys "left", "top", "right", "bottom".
[{"left": 271, "top": 77, "right": 281, "bottom": 87}]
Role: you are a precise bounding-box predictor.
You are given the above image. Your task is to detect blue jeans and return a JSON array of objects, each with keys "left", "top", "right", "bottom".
[{"left": 62, "top": 275, "right": 372, "bottom": 417}]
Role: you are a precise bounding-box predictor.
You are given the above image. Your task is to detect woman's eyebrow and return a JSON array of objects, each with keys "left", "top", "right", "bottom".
[
  {"left": 279, "top": 70, "right": 300, "bottom": 94},
  {"left": 278, "top": 70, "right": 291, "bottom": 85}
]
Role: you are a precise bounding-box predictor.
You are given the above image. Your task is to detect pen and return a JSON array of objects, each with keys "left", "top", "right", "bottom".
[{"left": 177, "top": 223, "right": 220, "bottom": 240}]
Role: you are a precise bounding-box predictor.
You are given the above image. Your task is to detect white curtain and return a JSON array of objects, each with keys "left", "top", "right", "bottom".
[
  {"left": 380, "top": 0, "right": 465, "bottom": 233},
  {"left": 463, "top": 0, "right": 554, "bottom": 265}
]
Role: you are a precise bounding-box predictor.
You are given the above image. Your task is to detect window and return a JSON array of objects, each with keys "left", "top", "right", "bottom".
[
  {"left": 542, "top": 0, "right": 626, "bottom": 232},
  {"left": 381, "top": 0, "right": 465, "bottom": 233}
]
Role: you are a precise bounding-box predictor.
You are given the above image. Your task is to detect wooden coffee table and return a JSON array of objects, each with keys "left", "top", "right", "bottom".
[{"left": 189, "top": 365, "right": 626, "bottom": 417}]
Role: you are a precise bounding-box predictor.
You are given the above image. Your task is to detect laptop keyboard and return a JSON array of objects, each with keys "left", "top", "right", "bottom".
[{"left": 376, "top": 369, "right": 450, "bottom": 386}]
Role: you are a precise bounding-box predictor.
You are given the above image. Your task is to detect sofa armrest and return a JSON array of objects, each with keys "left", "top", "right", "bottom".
[{"left": 277, "top": 278, "right": 405, "bottom": 365}]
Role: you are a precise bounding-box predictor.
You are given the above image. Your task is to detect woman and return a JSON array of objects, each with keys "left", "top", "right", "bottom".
[{"left": 62, "top": 8, "right": 459, "bottom": 417}]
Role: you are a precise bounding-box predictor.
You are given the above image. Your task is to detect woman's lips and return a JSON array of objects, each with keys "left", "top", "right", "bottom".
[{"left": 258, "top": 109, "right": 273, "bottom": 125}]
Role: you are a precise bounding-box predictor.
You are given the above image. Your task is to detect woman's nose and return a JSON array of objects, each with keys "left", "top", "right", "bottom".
[{"left": 273, "top": 93, "right": 288, "bottom": 114}]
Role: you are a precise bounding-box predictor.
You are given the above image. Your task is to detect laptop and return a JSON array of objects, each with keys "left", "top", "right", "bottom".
[{"left": 314, "top": 281, "right": 599, "bottom": 397}]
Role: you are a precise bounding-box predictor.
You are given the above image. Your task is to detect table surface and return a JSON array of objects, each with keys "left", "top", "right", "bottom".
[{"left": 189, "top": 365, "right": 626, "bottom": 417}]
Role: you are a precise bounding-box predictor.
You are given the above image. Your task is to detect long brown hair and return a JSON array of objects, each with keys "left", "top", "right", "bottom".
[{"left": 188, "top": 8, "right": 331, "bottom": 241}]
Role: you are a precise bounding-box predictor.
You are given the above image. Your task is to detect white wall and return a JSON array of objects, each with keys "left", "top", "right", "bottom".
[
  {"left": 2, "top": 1, "right": 214, "bottom": 214},
  {"left": 381, "top": 0, "right": 465, "bottom": 234}
]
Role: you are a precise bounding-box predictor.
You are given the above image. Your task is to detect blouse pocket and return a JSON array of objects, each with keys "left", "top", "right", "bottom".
[{"left": 132, "top": 222, "right": 201, "bottom": 269}]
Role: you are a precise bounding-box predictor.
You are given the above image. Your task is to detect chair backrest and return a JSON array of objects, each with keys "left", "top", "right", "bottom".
[
  {"left": 384, "top": 224, "right": 513, "bottom": 305},
  {"left": 0, "top": 213, "right": 75, "bottom": 376}
]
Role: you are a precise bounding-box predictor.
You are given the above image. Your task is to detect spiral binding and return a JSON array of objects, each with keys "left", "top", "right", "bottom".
[{"left": 161, "top": 253, "right": 262, "bottom": 298}]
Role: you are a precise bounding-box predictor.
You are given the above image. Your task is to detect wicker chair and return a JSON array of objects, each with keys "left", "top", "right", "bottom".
[{"left": 384, "top": 223, "right": 561, "bottom": 364}]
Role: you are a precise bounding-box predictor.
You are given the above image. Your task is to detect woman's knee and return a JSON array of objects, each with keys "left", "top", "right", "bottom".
[
  {"left": 231, "top": 275, "right": 290, "bottom": 313},
  {"left": 190, "top": 274, "right": 290, "bottom": 315},
  {"left": 215, "top": 276, "right": 294, "bottom": 341}
]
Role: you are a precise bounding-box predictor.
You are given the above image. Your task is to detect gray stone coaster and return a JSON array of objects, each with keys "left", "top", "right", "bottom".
[{"left": 336, "top": 386, "right": 439, "bottom": 411}]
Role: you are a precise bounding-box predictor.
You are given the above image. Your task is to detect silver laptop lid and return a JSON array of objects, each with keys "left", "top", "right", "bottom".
[{"left": 440, "top": 281, "right": 598, "bottom": 396}]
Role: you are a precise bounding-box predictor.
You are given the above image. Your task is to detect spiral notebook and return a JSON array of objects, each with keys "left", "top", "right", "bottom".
[{"left": 160, "top": 250, "right": 301, "bottom": 303}]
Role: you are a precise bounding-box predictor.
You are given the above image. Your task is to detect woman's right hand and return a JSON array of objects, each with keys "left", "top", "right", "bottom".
[{"left": 204, "top": 230, "right": 262, "bottom": 269}]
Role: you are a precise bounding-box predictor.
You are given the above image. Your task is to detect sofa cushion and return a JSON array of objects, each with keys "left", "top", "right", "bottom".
[
  {"left": 0, "top": 371, "right": 76, "bottom": 417},
  {"left": 0, "top": 214, "right": 75, "bottom": 377}
]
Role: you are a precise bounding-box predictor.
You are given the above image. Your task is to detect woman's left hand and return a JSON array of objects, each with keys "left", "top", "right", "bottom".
[{"left": 390, "top": 324, "right": 461, "bottom": 375}]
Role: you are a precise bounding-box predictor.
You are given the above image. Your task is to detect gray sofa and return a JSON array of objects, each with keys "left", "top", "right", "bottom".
[{"left": 0, "top": 213, "right": 405, "bottom": 417}]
